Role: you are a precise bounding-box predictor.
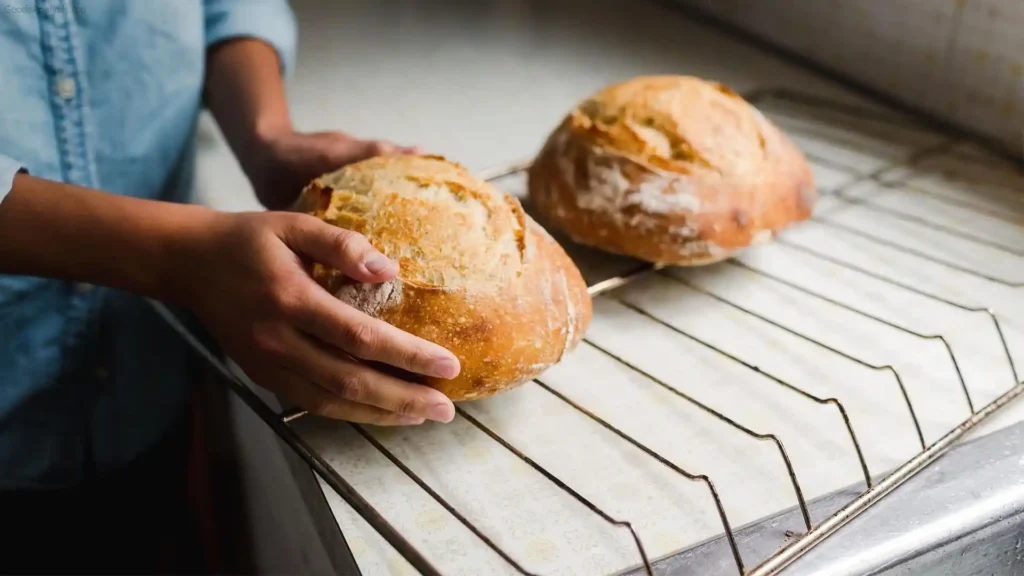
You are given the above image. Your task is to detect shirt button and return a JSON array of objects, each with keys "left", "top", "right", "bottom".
[{"left": 56, "top": 76, "right": 77, "bottom": 100}]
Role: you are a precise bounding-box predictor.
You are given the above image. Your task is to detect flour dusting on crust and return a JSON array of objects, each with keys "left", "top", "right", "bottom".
[
  {"left": 631, "top": 178, "right": 701, "bottom": 213},
  {"left": 557, "top": 270, "right": 577, "bottom": 362},
  {"left": 540, "top": 266, "right": 555, "bottom": 336},
  {"left": 553, "top": 134, "right": 703, "bottom": 226},
  {"left": 335, "top": 278, "right": 404, "bottom": 317},
  {"left": 750, "top": 229, "right": 774, "bottom": 246}
]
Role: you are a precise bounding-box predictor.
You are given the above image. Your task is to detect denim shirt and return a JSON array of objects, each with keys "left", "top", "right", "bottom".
[{"left": 0, "top": 0, "right": 296, "bottom": 489}]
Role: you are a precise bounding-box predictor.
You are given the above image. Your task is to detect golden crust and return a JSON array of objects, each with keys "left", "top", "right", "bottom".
[
  {"left": 295, "top": 155, "right": 592, "bottom": 401},
  {"left": 528, "top": 75, "right": 817, "bottom": 265}
]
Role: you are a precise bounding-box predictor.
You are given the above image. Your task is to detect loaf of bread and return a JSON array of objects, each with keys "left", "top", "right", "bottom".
[
  {"left": 528, "top": 75, "right": 817, "bottom": 266},
  {"left": 293, "top": 155, "right": 592, "bottom": 401}
]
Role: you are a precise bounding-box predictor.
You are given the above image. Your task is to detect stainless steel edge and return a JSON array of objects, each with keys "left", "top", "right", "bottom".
[
  {"left": 623, "top": 399, "right": 1024, "bottom": 576},
  {"left": 751, "top": 381, "right": 1024, "bottom": 575}
]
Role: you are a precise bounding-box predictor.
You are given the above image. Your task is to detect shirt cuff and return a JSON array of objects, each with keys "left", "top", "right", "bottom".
[
  {"left": 203, "top": 0, "right": 299, "bottom": 78},
  {"left": 0, "top": 154, "right": 26, "bottom": 206}
]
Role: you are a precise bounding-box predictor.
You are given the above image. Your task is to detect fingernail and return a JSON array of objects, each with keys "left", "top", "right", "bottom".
[
  {"left": 363, "top": 253, "right": 395, "bottom": 275},
  {"left": 432, "top": 356, "right": 460, "bottom": 379},
  {"left": 427, "top": 402, "right": 455, "bottom": 423},
  {"left": 397, "top": 416, "right": 425, "bottom": 426}
]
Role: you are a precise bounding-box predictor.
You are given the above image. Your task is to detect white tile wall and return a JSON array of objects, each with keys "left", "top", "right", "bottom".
[{"left": 676, "top": 0, "right": 1024, "bottom": 156}]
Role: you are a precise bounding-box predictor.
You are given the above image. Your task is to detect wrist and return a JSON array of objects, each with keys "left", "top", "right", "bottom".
[
  {"left": 253, "top": 112, "right": 294, "bottom": 148},
  {"left": 247, "top": 123, "right": 298, "bottom": 202},
  {"left": 243, "top": 101, "right": 294, "bottom": 167},
  {"left": 157, "top": 204, "right": 228, "bottom": 309},
  {"left": 247, "top": 132, "right": 312, "bottom": 211}
]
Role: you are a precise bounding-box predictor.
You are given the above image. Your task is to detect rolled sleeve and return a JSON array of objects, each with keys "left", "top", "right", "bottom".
[
  {"left": 203, "top": 0, "right": 298, "bottom": 77},
  {"left": 0, "top": 154, "right": 26, "bottom": 206}
]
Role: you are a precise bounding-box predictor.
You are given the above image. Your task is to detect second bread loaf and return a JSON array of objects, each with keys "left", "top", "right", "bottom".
[{"left": 528, "top": 75, "right": 817, "bottom": 266}]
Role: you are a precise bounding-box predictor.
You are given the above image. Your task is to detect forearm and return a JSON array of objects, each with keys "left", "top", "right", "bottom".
[
  {"left": 203, "top": 38, "right": 292, "bottom": 202},
  {"left": 0, "top": 174, "right": 216, "bottom": 303}
]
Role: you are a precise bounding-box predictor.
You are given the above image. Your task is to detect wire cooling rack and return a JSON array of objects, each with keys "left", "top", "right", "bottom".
[{"left": 153, "top": 89, "right": 1024, "bottom": 576}]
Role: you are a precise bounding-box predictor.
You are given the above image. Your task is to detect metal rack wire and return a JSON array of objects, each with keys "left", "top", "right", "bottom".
[{"left": 156, "top": 89, "right": 1024, "bottom": 576}]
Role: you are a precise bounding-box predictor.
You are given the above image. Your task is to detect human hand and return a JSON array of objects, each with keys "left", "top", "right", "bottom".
[
  {"left": 175, "top": 210, "right": 459, "bottom": 425},
  {"left": 248, "top": 129, "right": 423, "bottom": 210}
]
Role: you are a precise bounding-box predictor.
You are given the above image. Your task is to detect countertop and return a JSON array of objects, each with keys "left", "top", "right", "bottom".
[{"left": 186, "top": 2, "right": 1024, "bottom": 575}]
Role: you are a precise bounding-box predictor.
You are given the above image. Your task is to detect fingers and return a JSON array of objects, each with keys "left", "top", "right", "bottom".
[
  {"left": 312, "top": 133, "right": 423, "bottom": 171},
  {"left": 365, "top": 140, "right": 423, "bottom": 157},
  {"left": 286, "top": 216, "right": 397, "bottom": 283},
  {"left": 297, "top": 285, "right": 461, "bottom": 380},
  {"left": 275, "top": 370, "right": 429, "bottom": 426},
  {"left": 366, "top": 140, "right": 397, "bottom": 156},
  {"left": 269, "top": 328, "right": 455, "bottom": 423},
  {"left": 277, "top": 215, "right": 461, "bottom": 380},
  {"left": 301, "top": 333, "right": 455, "bottom": 423}
]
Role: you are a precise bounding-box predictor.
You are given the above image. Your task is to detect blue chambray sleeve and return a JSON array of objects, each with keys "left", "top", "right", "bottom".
[
  {"left": 0, "top": 154, "right": 26, "bottom": 206},
  {"left": 203, "top": 0, "right": 298, "bottom": 77}
]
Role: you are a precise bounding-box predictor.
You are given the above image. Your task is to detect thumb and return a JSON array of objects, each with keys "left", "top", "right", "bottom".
[{"left": 287, "top": 215, "right": 397, "bottom": 283}]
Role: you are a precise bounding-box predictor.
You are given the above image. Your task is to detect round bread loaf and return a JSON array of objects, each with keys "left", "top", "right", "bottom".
[
  {"left": 527, "top": 75, "right": 817, "bottom": 266},
  {"left": 293, "top": 155, "right": 592, "bottom": 402}
]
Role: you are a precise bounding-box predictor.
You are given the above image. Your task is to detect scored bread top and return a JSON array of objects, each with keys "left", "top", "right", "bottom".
[
  {"left": 305, "top": 155, "right": 528, "bottom": 290},
  {"left": 295, "top": 154, "right": 593, "bottom": 402},
  {"left": 573, "top": 76, "right": 770, "bottom": 177},
  {"left": 528, "top": 75, "right": 816, "bottom": 266}
]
